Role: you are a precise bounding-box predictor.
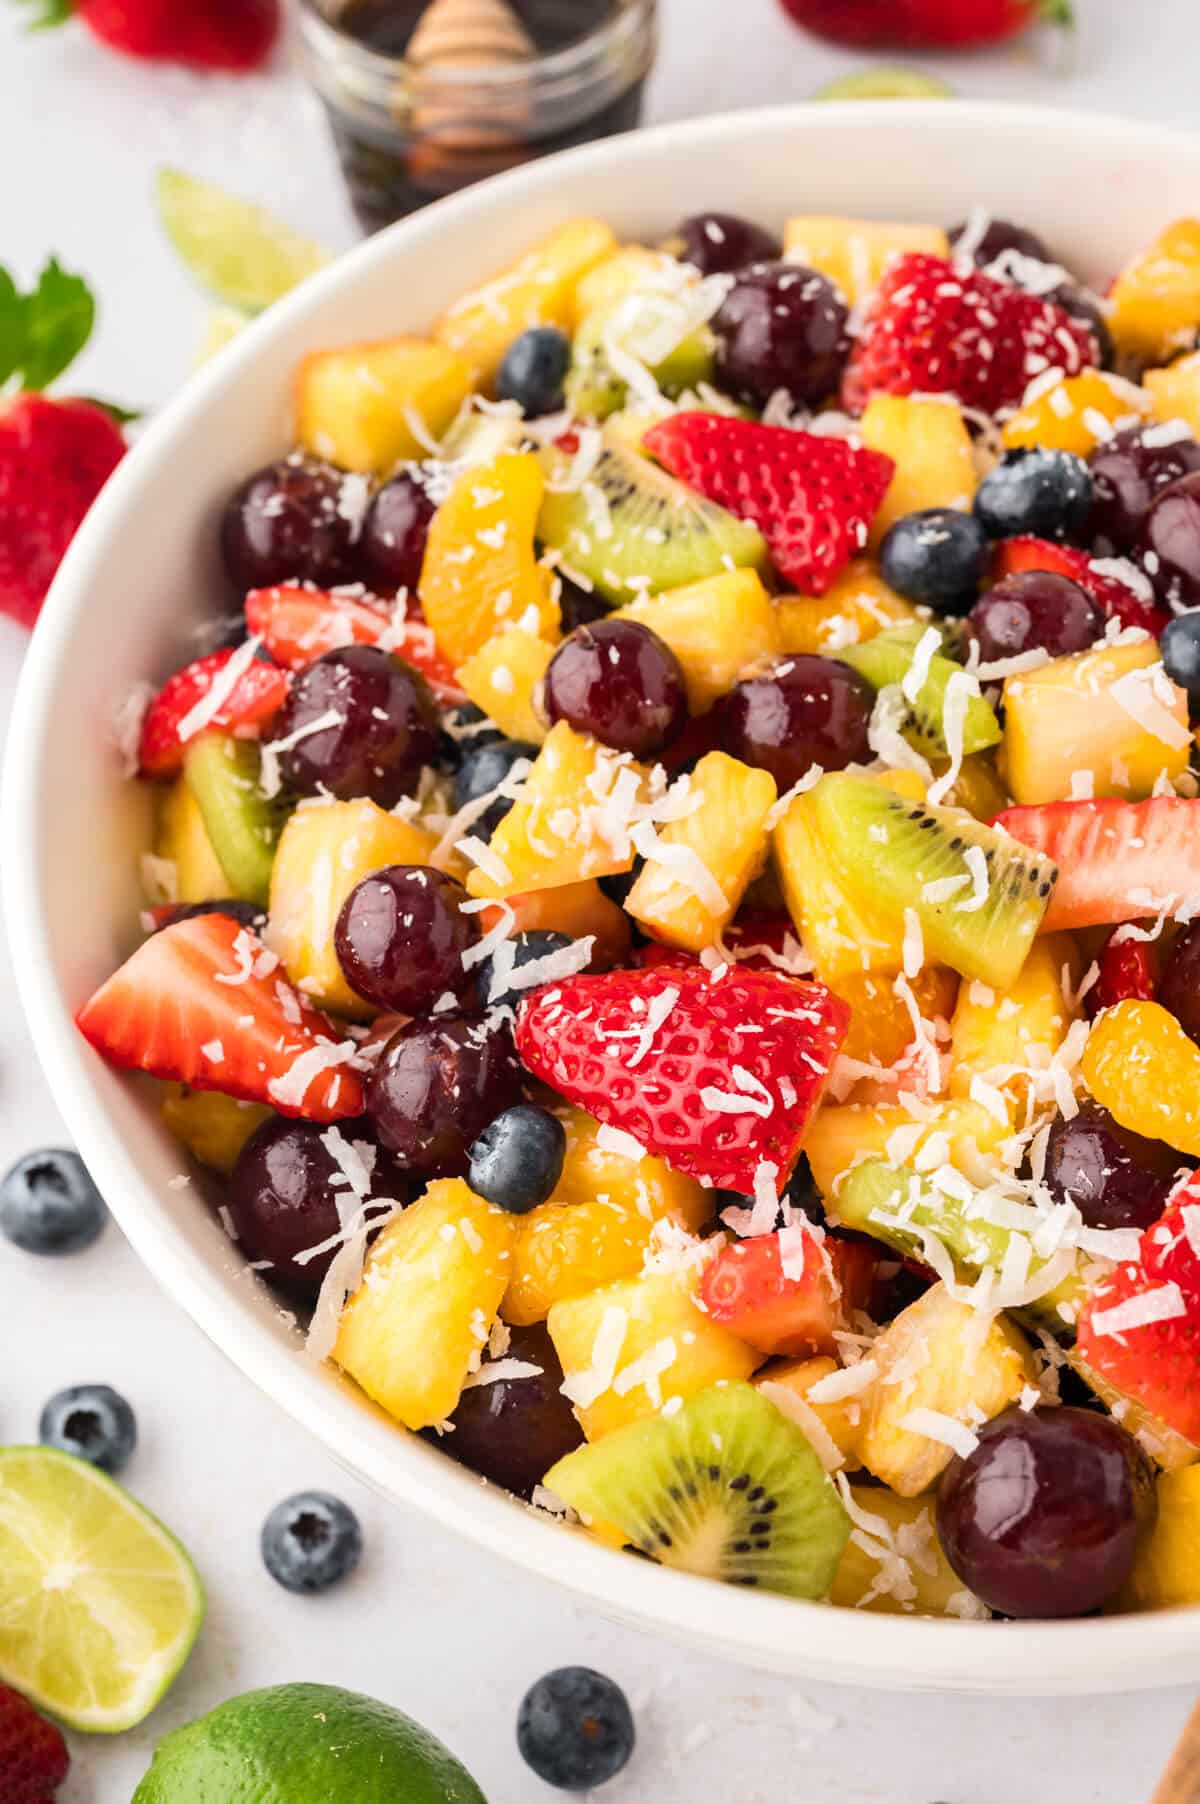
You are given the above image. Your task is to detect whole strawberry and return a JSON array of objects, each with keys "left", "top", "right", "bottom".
[
  {"left": 16, "top": 0, "right": 280, "bottom": 71},
  {"left": 0, "top": 1682, "right": 69, "bottom": 1804},
  {"left": 780, "top": 0, "right": 1070, "bottom": 49}
]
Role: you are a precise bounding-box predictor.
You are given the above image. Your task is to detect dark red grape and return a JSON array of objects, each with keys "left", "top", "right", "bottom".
[
  {"left": 937, "top": 1406, "right": 1156, "bottom": 1619},
  {"left": 366, "top": 1015, "right": 522, "bottom": 1172},
  {"left": 228, "top": 1118, "right": 408, "bottom": 1303},
  {"left": 949, "top": 216, "right": 1053, "bottom": 268},
  {"left": 965, "top": 571, "right": 1103, "bottom": 664},
  {"left": 272, "top": 644, "right": 440, "bottom": 806},
  {"left": 1090, "top": 426, "right": 1200, "bottom": 553},
  {"left": 356, "top": 469, "right": 434, "bottom": 596},
  {"left": 335, "top": 865, "right": 477, "bottom": 1015},
  {"left": 221, "top": 456, "right": 358, "bottom": 594},
  {"left": 719, "top": 654, "right": 872, "bottom": 786},
  {"left": 713, "top": 262, "right": 849, "bottom": 407},
  {"left": 440, "top": 1322, "right": 583, "bottom": 1497},
  {"left": 1043, "top": 1102, "right": 1182, "bottom": 1232},
  {"left": 676, "top": 212, "right": 781, "bottom": 277},
  {"left": 1158, "top": 920, "right": 1200, "bottom": 1046},
  {"left": 543, "top": 619, "right": 687, "bottom": 757},
  {"left": 1140, "top": 470, "right": 1200, "bottom": 606}
]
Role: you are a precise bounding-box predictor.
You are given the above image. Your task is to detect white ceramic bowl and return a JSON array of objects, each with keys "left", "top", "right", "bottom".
[{"left": 7, "top": 101, "right": 1200, "bottom": 1694}]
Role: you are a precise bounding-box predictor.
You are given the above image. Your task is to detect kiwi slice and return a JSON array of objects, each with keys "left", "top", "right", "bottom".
[
  {"left": 566, "top": 291, "right": 716, "bottom": 421},
  {"left": 812, "top": 773, "right": 1056, "bottom": 989},
  {"left": 538, "top": 414, "right": 767, "bottom": 605},
  {"left": 544, "top": 1382, "right": 850, "bottom": 1599},
  {"left": 840, "top": 624, "right": 1001, "bottom": 758},
  {"left": 183, "top": 733, "right": 292, "bottom": 907}
]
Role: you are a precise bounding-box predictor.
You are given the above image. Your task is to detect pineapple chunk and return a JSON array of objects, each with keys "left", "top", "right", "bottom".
[
  {"left": 615, "top": 569, "right": 781, "bottom": 714},
  {"left": 548, "top": 1268, "right": 757, "bottom": 1441},
  {"left": 830, "top": 1486, "right": 977, "bottom": 1615},
  {"left": 806, "top": 1099, "right": 1012, "bottom": 1204},
  {"left": 948, "top": 936, "right": 1078, "bottom": 1104},
  {"left": 433, "top": 218, "right": 617, "bottom": 385},
  {"left": 860, "top": 395, "right": 977, "bottom": 540},
  {"left": 420, "top": 452, "right": 559, "bottom": 668},
  {"left": 160, "top": 1084, "right": 271, "bottom": 1174},
  {"left": 755, "top": 1355, "right": 864, "bottom": 1472},
  {"left": 775, "top": 558, "right": 920, "bottom": 655},
  {"left": 333, "top": 1178, "right": 516, "bottom": 1431},
  {"left": 457, "top": 628, "right": 554, "bottom": 745},
  {"left": 268, "top": 797, "right": 439, "bottom": 1018},
  {"left": 1109, "top": 218, "right": 1200, "bottom": 364},
  {"left": 572, "top": 246, "right": 679, "bottom": 324},
  {"left": 155, "top": 778, "right": 229, "bottom": 904},
  {"left": 466, "top": 722, "right": 645, "bottom": 899},
  {"left": 295, "top": 336, "right": 472, "bottom": 475},
  {"left": 782, "top": 216, "right": 948, "bottom": 304},
  {"left": 1001, "top": 369, "right": 1151, "bottom": 456},
  {"left": 1003, "top": 637, "right": 1189, "bottom": 806},
  {"left": 773, "top": 785, "right": 904, "bottom": 985},
  {"left": 857, "top": 1283, "right": 1032, "bottom": 1497},
  {"left": 626, "top": 752, "right": 777, "bottom": 951},
  {"left": 1118, "top": 1467, "right": 1200, "bottom": 1609},
  {"left": 1144, "top": 348, "right": 1200, "bottom": 437}
]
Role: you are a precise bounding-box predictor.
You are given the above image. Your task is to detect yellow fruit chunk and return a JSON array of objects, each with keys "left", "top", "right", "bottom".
[
  {"left": 776, "top": 558, "right": 920, "bottom": 655},
  {"left": 948, "top": 936, "right": 1077, "bottom": 1104},
  {"left": 830, "top": 1486, "right": 976, "bottom": 1615},
  {"left": 755, "top": 1355, "right": 864, "bottom": 1471},
  {"left": 466, "top": 722, "right": 644, "bottom": 900},
  {"left": 433, "top": 218, "right": 617, "bottom": 385},
  {"left": 548, "top": 1269, "right": 757, "bottom": 1441},
  {"left": 295, "top": 336, "right": 472, "bottom": 475},
  {"left": 1082, "top": 998, "right": 1200, "bottom": 1157},
  {"left": 573, "top": 246, "right": 678, "bottom": 323},
  {"left": 1144, "top": 349, "right": 1200, "bottom": 437},
  {"left": 154, "top": 779, "right": 228, "bottom": 904},
  {"left": 1109, "top": 218, "right": 1200, "bottom": 364},
  {"left": 420, "top": 453, "right": 558, "bottom": 668},
  {"left": 1119, "top": 1467, "right": 1200, "bottom": 1609},
  {"left": 806, "top": 1100, "right": 1012, "bottom": 1203},
  {"left": 782, "top": 216, "right": 948, "bottom": 304},
  {"left": 160, "top": 1084, "right": 271, "bottom": 1174},
  {"left": 626, "top": 752, "right": 777, "bottom": 952},
  {"left": 773, "top": 786, "right": 904, "bottom": 985},
  {"left": 476, "top": 880, "right": 631, "bottom": 971},
  {"left": 1001, "top": 369, "right": 1151, "bottom": 456},
  {"left": 268, "top": 797, "right": 439, "bottom": 1018},
  {"left": 835, "top": 966, "right": 959, "bottom": 1074},
  {"left": 1003, "top": 637, "right": 1189, "bottom": 806},
  {"left": 554, "top": 1105, "right": 711, "bottom": 1218},
  {"left": 457, "top": 628, "right": 553, "bottom": 745},
  {"left": 857, "top": 1282, "right": 1031, "bottom": 1497},
  {"left": 333, "top": 1179, "right": 516, "bottom": 1431},
  {"left": 616, "top": 569, "right": 780, "bottom": 714},
  {"left": 860, "top": 394, "right": 976, "bottom": 540},
  {"left": 931, "top": 751, "right": 1009, "bottom": 823}
]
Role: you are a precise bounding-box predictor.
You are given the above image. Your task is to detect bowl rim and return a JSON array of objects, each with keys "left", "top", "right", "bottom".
[{"left": 7, "top": 98, "right": 1200, "bottom": 1692}]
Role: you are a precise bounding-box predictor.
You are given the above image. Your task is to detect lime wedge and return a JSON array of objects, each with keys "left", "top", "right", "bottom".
[
  {"left": 0, "top": 1447, "right": 205, "bottom": 1732},
  {"left": 157, "top": 168, "right": 330, "bottom": 313},
  {"left": 196, "top": 306, "right": 249, "bottom": 367},
  {"left": 814, "top": 66, "right": 953, "bottom": 100}
]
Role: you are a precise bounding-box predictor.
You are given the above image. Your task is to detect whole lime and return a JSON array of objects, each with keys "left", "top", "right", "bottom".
[{"left": 131, "top": 1683, "right": 487, "bottom": 1804}]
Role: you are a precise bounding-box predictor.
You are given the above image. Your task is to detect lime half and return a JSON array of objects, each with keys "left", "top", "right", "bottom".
[
  {"left": 196, "top": 306, "right": 250, "bottom": 367},
  {"left": 157, "top": 168, "right": 330, "bottom": 313},
  {"left": 814, "top": 66, "right": 954, "bottom": 100},
  {"left": 0, "top": 1447, "right": 205, "bottom": 1733}
]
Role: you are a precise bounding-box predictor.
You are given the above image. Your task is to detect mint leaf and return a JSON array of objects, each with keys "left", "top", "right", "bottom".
[
  {"left": 13, "top": 0, "right": 75, "bottom": 29},
  {"left": 19, "top": 257, "right": 95, "bottom": 391},
  {"left": 0, "top": 268, "right": 23, "bottom": 388}
]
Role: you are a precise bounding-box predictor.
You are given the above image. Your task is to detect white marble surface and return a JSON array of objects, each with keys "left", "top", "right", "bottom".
[{"left": 3, "top": 1, "right": 1200, "bottom": 1796}]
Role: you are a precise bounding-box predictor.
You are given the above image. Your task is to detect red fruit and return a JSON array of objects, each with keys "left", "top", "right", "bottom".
[
  {"left": 244, "top": 585, "right": 466, "bottom": 703},
  {"left": 699, "top": 1228, "right": 875, "bottom": 1357},
  {"left": 641, "top": 911, "right": 807, "bottom": 977},
  {"left": 44, "top": 0, "right": 279, "bottom": 70},
  {"left": 0, "top": 1683, "right": 69, "bottom": 1804},
  {"left": 841, "top": 253, "right": 1097, "bottom": 418},
  {"left": 780, "top": 0, "right": 1067, "bottom": 49},
  {"left": 515, "top": 965, "right": 850, "bottom": 1193},
  {"left": 1140, "top": 1176, "right": 1200, "bottom": 1296},
  {"left": 991, "top": 537, "right": 1168, "bottom": 636},
  {"left": 643, "top": 414, "right": 894, "bottom": 597},
  {"left": 137, "top": 647, "right": 291, "bottom": 779},
  {"left": 995, "top": 798, "right": 1200, "bottom": 932},
  {"left": 0, "top": 395, "right": 125, "bottom": 630},
  {"left": 76, "top": 913, "right": 364, "bottom": 1122},
  {"left": 1087, "top": 930, "right": 1159, "bottom": 1019}
]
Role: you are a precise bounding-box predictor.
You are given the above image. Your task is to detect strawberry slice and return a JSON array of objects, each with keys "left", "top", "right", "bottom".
[
  {"left": 1141, "top": 1174, "right": 1200, "bottom": 1294},
  {"left": 1087, "top": 929, "right": 1159, "bottom": 1018},
  {"left": 643, "top": 413, "right": 894, "bottom": 596},
  {"left": 515, "top": 964, "right": 850, "bottom": 1193},
  {"left": 76, "top": 913, "right": 363, "bottom": 1121},
  {"left": 991, "top": 537, "right": 1168, "bottom": 636},
  {"left": 138, "top": 646, "right": 290, "bottom": 778},
  {"left": 995, "top": 798, "right": 1200, "bottom": 931},
  {"left": 244, "top": 585, "right": 466, "bottom": 703},
  {"left": 699, "top": 1228, "right": 875, "bottom": 1358}
]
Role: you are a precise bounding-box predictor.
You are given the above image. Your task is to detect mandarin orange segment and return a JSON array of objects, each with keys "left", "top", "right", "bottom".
[
  {"left": 1000, "top": 370, "right": 1151, "bottom": 456},
  {"left": 834, "top": 966, "right": 959, "bottom": 1072},
  {"left": 775, "top": 559, "right": 920, "bottom": 656},
  {"left": 1081, "top": 999, "right": 1200, "bottom": 1156},
  {"left": 1144, "top": 349, "right": 1200, "bottom": 437},
  {"left": 1108, "top": 218, "right": 1200, "bottom": 363}
]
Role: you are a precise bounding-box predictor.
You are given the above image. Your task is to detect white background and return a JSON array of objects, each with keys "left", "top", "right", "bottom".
[{"left": 2, "top": 2, "right": 1199, "bottom": 1798}]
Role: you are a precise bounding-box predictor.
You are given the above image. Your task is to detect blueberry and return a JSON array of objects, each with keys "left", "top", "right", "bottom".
[
  {"left": 0, "top": 1150, "right": 106, "bottom": 1256},
  {"left": 516, "top": 1666, "right": 635, "bottom": 1791},
  {"left": 879, "top": 508, "right": 989, "bottom": 616},
  {"left": 39, "top": 1384, "right": 137, "bottom": 1475},
  {"left": 974, "top": 449, "right": 1093, "bottom": 544},
  {"left": 715, "top": 1154, "right": 823, "bottom": 1229},
  {"left": 454, "top": 737, "right": 538, "bottom": 839},
  {"left": 469, "top": 1106, "right": 566, "bottom": 1213},
  {"left": 440, "top": 702, "right": 506, "bottom": 772},
  {"left": 476, "top": 929, "right": 574, "bottom": 1010},
  {"left": 497, "top": 327, "right": 571, "bottom": 418},
  {"left": 260, "top": 1491, "right": 363, "bottom": 1595},
  {"left": 1161, "top": 610, "right": 1200, "bottom": 694}
]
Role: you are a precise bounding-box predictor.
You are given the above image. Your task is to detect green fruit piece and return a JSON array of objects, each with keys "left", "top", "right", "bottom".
[
  {"left": 440, "top": 405, "right": 526, "bottom": 465},
  {"left": 538, "top": 414, "right": 767, "bottom": 605},
  {"left": 840, "top": 623, "right": 1001, "bottom": 758},
  {"left": 545, "top": 1382, "right": 850, "bottom": 1599},
  {"left": 566, "top": 290, "right": 716, "bottom": 421},
  {"left": 183, "top": 734, "right": 291, "bottom": 907},
  {"left": 812, "top": 772, "right": 1056, "bottom": 989},
  {"left": 157, "top": 168, "right": 330, "bottom": 313},
  {"left": 0, "top": 1446, "right": 204, "bottom": 1733},
  {"left": 814, "top": 67, "right": 954, "bottom": 101},
  {"left": 195, "top": 306, "right": 249, "bottom": 367},
  {"left": 132, "top": 1682, "right": 487, "bottom": 1804}
]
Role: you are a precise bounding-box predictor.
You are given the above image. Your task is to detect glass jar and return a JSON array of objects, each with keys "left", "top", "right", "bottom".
[{"left": 297, "top": 0, "right": 658, "bottom": 234}]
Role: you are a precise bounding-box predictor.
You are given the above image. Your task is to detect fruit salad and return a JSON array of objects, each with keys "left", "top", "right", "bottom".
[{"left": 77, "top": 204, "right": 1200, "bottom": 1623}]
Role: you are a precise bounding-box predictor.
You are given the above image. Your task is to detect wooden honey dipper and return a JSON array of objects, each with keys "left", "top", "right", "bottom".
[
  {"left": 1152, "top": 1700, "right": 1200, "bottom": 1803},
  {"left": 407, "top": 0, "right": 536, "bottom": 70},
  {"left": 405, "top": 0, "right": 537, "bottom": 191}
]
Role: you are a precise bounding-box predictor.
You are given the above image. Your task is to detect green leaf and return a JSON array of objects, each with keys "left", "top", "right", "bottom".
[
  {"left": 78, "top": 395, "right": 142, "bottom": 425},
  {"left": 0, "top": 267, "right": 24, "bottom": 388},
  {"left": 12, "top": 0, "right": 75, "bottom": 30},
  {"left": 18, "top": 257, "right": 95, "bottom": 391}
]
